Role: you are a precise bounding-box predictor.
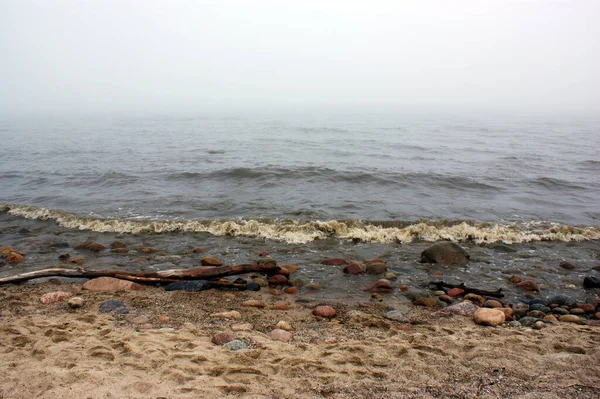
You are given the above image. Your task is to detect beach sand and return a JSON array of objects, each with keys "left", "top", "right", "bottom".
[{"left": 1, "top": 282, "right": 599, "bottom": 399}]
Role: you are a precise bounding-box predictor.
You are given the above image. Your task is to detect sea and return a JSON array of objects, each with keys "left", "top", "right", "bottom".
[{"left": 1, "top": 113, "right": 599, "bottom": 303}]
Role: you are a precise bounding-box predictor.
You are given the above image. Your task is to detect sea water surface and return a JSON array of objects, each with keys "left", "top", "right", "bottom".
[{"left": 1, "top": 113, "right": 599, "bottom": 303}]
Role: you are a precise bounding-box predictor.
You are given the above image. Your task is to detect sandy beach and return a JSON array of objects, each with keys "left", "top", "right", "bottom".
[{"left": 1, "top": 280, "right": 599, "bottom": 399}]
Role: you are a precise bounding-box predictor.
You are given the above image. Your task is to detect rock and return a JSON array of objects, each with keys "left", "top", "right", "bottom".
[
  {"left": 231, "top": 323, "right": 253, "bottom": 331},
  {"left": 280, "top": 264, "right": 299, "bottom": 274},
  {"left": 399, "top": 285, "right": 409, "bottom": 291},
  {"left": 110, "top": 241, "right": 127, "bottom": 249},
  {"left": 595, "top": 312, "right": 600, "bottom": 320},
  {"left": 508, "top": 321, "right": 521, "bottom": 328},
  {"left": 201, "top": 256, "right": 222, "bottom": 266},
  {"left": 499, "top": 307, "right": 513, "bottom": 317},
  {"left": 384, "top": 310, "right": 409, "bottom": 322},
  {"left": 569, "top": 308, "right": 585, "bottom": 315},
  {"left": 509, "top": 275, "right": 522, "bottom": 284},
  {"left": 241, "top": 300, "right": 266, "bottom": 308},
  {"left": 305, "top": 283, "right": 321, "bottom": 290},
  {"left": 223, "top": 340, "right": 249, "bottom": 351},
  {"left": 383, "top": 272, "right": 397, "bottom": 280},
  {"left": 343, "top": 261, "right": 365, "bottom": 275},
  {"left": 6, "top": 252, "right": 24, "bottom": 263},
  {"left": 366, "top": 262, "right": 388, "bottom": 275},
  {"left": 548, "top": 295, "right": 576, "bottom": 307},
  {"left": 434, "top": 290, "right": 445, "bottom": 296},
  {"left": 474, "top": 308, "right": 506, "bottom": 327},
  {"left": 70, "top": 257, "right": 85, "bottom": 264},
  {"left": 83, "top": 277, "right": 145, "bottom": 292},
  {"left": 258, "top": 251, "right": 271, "bottom": 257},
  {"left": 270, "top": 289, "right": 282, "bottom": 296},
  {"left": 559, "top": 261, "right": 576, "bottom": 270},
  {"left": 420, "top": 242, "right": 469, "bottom": 265},
  {"left": 0, "top": 246, "right": 15, "bottom": 255},
  {"left": 138, "top": 247, "right": 158, "bottom": 253},
  {"left": 529, "top": 304, "right": 550, "bottom": 313},
  {"left": 533, "top": 321, "right": 546, "bottom": 330},
  {"left": 583, "top": 276, "right": 600, "bottom": 288},
  {"left": 414, "top": 297, "right": 437, "bottom": 308},
  {"left": 512, "top": 303, "right": 530, "bottom": 318},
  {"left": 528, "top": 310, "right": 546, "bottom": 319},
  {"left": 212, "top": 331, "right": 236, "bottom": 345},
  {"left": 464, "top": 293, "right": 485, "bottom": 306},
  {"left": 110, "top": 248, "right": 128, "bottom": 254},
  {"left": 271, "top": 304, "right": 291, "bottom": 310},
  {"left": 559, "top": 315, "right": 585, "bottom": 324},
  {"left": 484, "top": 300, "right": 503, "bottom": 308},
  {"left": 519, "top": 317, "right": 539, "bottom": 327},
  {"left": 276, "top": 267, "right": 291, "bottom": 277},
  {"left": 276, "top": 321, "right": 293, "bottom": 331},
  {"left": 211, "top": 311, "right": 242, "bottom": 319},
  {"left": 252, "top": 277, "right": 268, "bottom": 287},
  {"left": 362, "top": 279, "right": 393, "bottom": 292},
  {"left": 257, "top": 258, "right": 277, "bottom": 268},
  {"left": 49, "top": 242, "right": 70, "bottom": 249},
  {"left": 321, "top": 258, "right": 347, "bottom": 266},
  {"left": 283, "top": 287, "right": 298, "bottom": 294},
  {"left": 432, "top": 301, "right": 479, "bottom": 318},
  {"left": 268, "top": 329, "right": 291, "bottom": 342},
  {"left": 58, "top": 253, "right": 70, "bottom": 260},
  {"left": 192, "top": 247, "right": 206, "bottom": 253},
  {"left": 76, "top": 241, "right": 107, "bottom": 252},
  {"left": 246, "top": 282, "right": 261, "bottom": 291},
  {"left": 127, "top": 315, "right": 150, "bottom": 324},
  {"left": 67, "top": 297, "right": 84, "bottom": 309},
  {"left": 313, "top": 305, "right": 336, "bottom": 318},
  {"left": 99, "top": 300, "right": 129, "bottom": 314},
  {"left": 439, "top": 295, "right": 453, "bottom": 304},
  {"left": 291, "top": 279, "right": 304, "bottom": 288},
  {"left": 40, "top": 291, "right": 73, "bottom": 304},
  {"left": 543, "top": 315, "right": 558, "bottom": 323},
  {"left": 516, "top": 280, "right": 539, "bottom": 292},
  {"left": 552, "top": 307, "right": 569, "bottom": 315},
  {"left": 158, "top": 316, "right": 170, "bottom": 323},
  {"left": 490, "top": 244, "right": 517, "bottom": 253},
  {"left": 447, "top": 288, "right": 464, "bottom": 297},
  {"left": 576, "top": 304, "right": 596, "bottom": 314},
  {"left": 268, "top": 275, "right": 288, "bottom": 286}
]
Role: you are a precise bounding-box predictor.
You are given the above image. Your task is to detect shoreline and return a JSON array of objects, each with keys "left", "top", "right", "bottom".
[{"left": 1, "top": 281, "right": 599, "bottom": 399}]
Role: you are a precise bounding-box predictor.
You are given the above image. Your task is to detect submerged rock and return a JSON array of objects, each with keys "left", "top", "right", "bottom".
[
  {"left": 201, "top": 256, "right": 222, "bottom": 266},
  {"left": 420, "top": 242, "right": 469, "bottom": 265},
  {"left": 165, "top": 280, "right": 211, "bottom": 292},
  {"left": 583, "top": 276, "right": 600, "bottom": 288},
  {"left": 321, "top": 258, "right": 347, "bottom": 266},
  {"left": 343, "top": 261, "right": 365, "bottom": 275}
]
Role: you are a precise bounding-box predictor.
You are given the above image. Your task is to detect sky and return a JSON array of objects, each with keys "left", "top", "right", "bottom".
[{"left": 0, "top": 0, "right": 599, "bottom": 116}]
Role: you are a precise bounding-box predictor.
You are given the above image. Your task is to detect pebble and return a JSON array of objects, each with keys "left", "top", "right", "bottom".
[
  {"left": 543, "top": 315, "right": 558, "bottom": 323},
  {"left": 362, "top": 279, "right": 393, "bottom": 292},
  {"left": 313, "top": 305, "right": 337, "bottom": 318},
  {"left": 280, "top": 264, "right": 299, "bottom": 274},
  {"left": 201, "top": 256, "right": 223, "bottom": 266},
  {"left": 270, "top": 289, "right": 282, "bottom": 296},
  {"left": 447, "top": 288, "right": 464, "bottom": 297},
  {"left": 559, "top": 315, "right": 585, "bottom": 324},
  {"left": 70, "top": 257, "right": 85, "bottom": 264},
  {"left": 212, "top": 331, "right": 236, "bottom": 345},
  {"left": 83, "top": 277, "right": 145, "bottom": 292},
  {"left": 366, "top": 262, "right": 387, "bottom": 275},
  {"left": 582, "top": 276, "right": 600, "bottom": 288},
  {"left": 268, "top": 275, "right": 289, "bottom": 286},
  {"left": 383, "top": 272, "right": 397, "bottom": 280},
  {"left": 276, "top": 321, "right": 293, "bottom": 331},
  {"left": 76, "top": 241, "right": 106, "bottom": 252},
  {"left": 515, "top": 280, "right": 539, "bottom": 291},
  {"left": 384, "top": 310, "right": 409, "bottom": 322},
  {"left": 223, "top": 340, "right": 249, "bottom": 351},
  {"left": 98, "top": 300, "right": 129, "bottom": 314},
  {"left": 532, "top": 321, "right": 545, "bottom": 330},
  {"left": 138, "top": 247, "right": 158, "bottom": 253},
  {"left": 432, "top": 301, "right": 479, "bottom": 318},
  {"left": 508, "top": 321, "right": 521, "bottom": 328},
  {"left": 595, "top": 312, "right": 600, "bottom": 320},
  {"left": 499, "top": 307, "right": 513, "bottom": 317},
  {"left": 268, "top": 329, "right": 291, "bottom": 343},
  {"left": 552, "top": 307, "right": 569, "bottom": 315},
  {"left": 40, "top": 291, "right": 73, "bottom": 304},
  {"left": 210, "top": 311, "right": 242, "bottom": 319},
  {"left": 158, "top": 316, "right": 170, "bottom": 323},
  {"left": 231, "top": 323, "right": 254, "bottom": 331},
  {"left": 548, "top": 295, "right": 576, "bottom": 307},
  {"left": 164, "top": 280, "right": 211, "bottom": 292},
  {"left": 414, "top": 297, "right": 437, "bottom": 308},
  {"left": 464, "top": 294, "right": 485, "bottom": 306},
  {"left": 399, "top": 285, "right": 409, "bottom": 291},
  {"left": 576, "top": 303, "right": 596, "bottom": 314},
  {"left": 241, "top": 300, "right": 266, "bottom": 308},
  {"left": 434, "top": 290, "right": 445, "bottom": 296},
  {"left": 527, "top": 310, "right": 546, "bottom": 319},
  {"left": 529, "top": 304, "right": 550, "bottom": 313},
  {"left": 321, "top": 258, "right": 347, "bottom": 266},
  {"left": 343, "top": 261, "right": 365, "bottom": 275},
  {"left": 559, "top": 261, "right": 576, "bottom": 270},
  {"left": 192, "top": 247, "right": 206, "bottom": 253},
  {"left": 439, "top": 295, "right": 453, "bottom": 304},
  {"left": 67, "top": 297, "right": 84, "bottom": 309},
  {"left": 110, "top": 248, "right": 128, "bottom": 254},
  {"left": 473, "top": 308, "right": 506, "bottom": 327},
  {"left": 253, "top": 277, "right": 268, "bottom": 287},
  {"left": 512, "top": 303, "right": 530, "bottom": 318},
  {"left": 270, "top": 304, "right": 291, "bottom": 310},
  {"left": 6, "top": 252, "right": 24, "bottom": 263},
  {"left": 569, "top": 308, "right": 585, "bottom": 315},
  {"left": 283, "top": 287, "right": 299, "bottom": 295},
  {"left": 291, "top": 279, "right": 304, "bottom": 288},
  {"left": 484, "top": 300, "right": 503, "bottom": 308},
  {"left": 509, "top": 276, "right": 522, "bottom": 284},
  {"left": 518, "top": 317, "right": 539, "bottom": 327},
  {"left": 305, "top": 283, "right": 321, "bottom": 290},
  {"left": 245, "top": 282, "right": 261, "bottom": 291}
]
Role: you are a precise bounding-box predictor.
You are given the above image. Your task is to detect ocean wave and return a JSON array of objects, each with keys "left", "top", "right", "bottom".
[{"left": 2, "top": 204, "right": 599, "bottom": 244}]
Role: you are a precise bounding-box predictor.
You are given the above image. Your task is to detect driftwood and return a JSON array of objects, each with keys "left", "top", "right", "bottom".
[
  {"left": 0, "top": 263, "right": 281, "bottom": 286},
  {"left": 428, "top": 281, "right": 504, "bottom": 298}
]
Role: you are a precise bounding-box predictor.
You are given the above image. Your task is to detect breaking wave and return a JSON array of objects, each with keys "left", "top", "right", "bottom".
[{"left": 2, "top": 204, "right": 599, "bottom": 245}]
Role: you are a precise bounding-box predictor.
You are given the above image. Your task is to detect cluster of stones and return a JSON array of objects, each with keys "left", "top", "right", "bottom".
[{"left": 0, "top": 246, "right": 25, "bottom": 264}]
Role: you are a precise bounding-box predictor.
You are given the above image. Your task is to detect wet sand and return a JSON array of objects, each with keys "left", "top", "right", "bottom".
[{"left": 1, "top": 282, "right": 599, "bottom": 399}]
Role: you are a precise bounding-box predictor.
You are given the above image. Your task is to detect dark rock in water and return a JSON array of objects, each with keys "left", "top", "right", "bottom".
[
  {"left": 366, "top": 262, "right": 388, "bottom": 274},
  {"left": 516, "top": 280, "right": 539, "bottom": 292},
  {"left": 165, "top": 280, "right": 211, "bottom": 292},
  {"left": 420, "top": 242, "right": 469, "bottom": 265},
  {"left": 518, "top": 317, "right": 539, "bottom": 327},
  {"left": 404, "top": 289, "right": 429, "bottom": 302},
  {"left": 257, "top": 257, "right": 277, "bottom": 268},
  {"left": 529, "top": 304, "right": 550, "bottom": 313},
  {"left": 246, "top": 282, "right": 261, "bottom": 291},
  {"left": 548, "top": 295, "right": 576, "bottom": 307},
  {"left": 321, "top": 258, "right": 347, "bottom": 266},
  {"left": 559, "top": 261, "right": 576, "bottom": 270},
  {"left": 528, "top": 299, "right": 549, "bottom": 307},
  {"left": 110, "top": 241, "right": 127, "bottom": 249},
  {"left": 76, "top": 241, "right": 107, "bottom": 252},
  {"left": 583, "top": 276, "right": 600, "bottom": 288},
  {"left": 490, "top": 244, "right": 517, "bottom": 253},
  {"left": 99, "top": 300, "right": 129, "bottom": 314},
  {"left": 49, "top": 242, "right": 70, "bottom": 249},
  {"left": 58, "top": 253, "right": 70, "bottom": 261},
  {"left": 343, "top": 261, "right": 366, "bottom": 275},
  {"left": 233, "top": 278, "right": 247, "bottom": 285},
  {"left": 18, "top": 228, "right": 31, "bottom": 235}
]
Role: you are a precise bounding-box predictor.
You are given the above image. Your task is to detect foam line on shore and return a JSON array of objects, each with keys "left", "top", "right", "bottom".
[{"left": 2, "top": 204, "right": 600, "bottom": 244}]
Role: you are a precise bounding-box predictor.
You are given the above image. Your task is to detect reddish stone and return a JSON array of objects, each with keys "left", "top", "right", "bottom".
[
  {"left": 268, "top": 274, "right": 288, "bottom": 286},
  {"left": 138, "top": 247, "right": 158, "bottom": 253},
  {"left": 270, "top": 289, "right": 282, "bottom": 296},
  {"left": 0, "top": 246, "right": 14, "bottom": 256},
  {"left": 414, "top": 297, "right": 437, "bottom": 308},
  {"left": 284, "top": 287, "right": 299, "bottom": 294},
  {"left": 484, "top": 300, "right": 503, "bottom": 308},
  {"left": 433, "top": 271, "right": 443, "bottom": 277},
  {"left": 276, "top": 267, "right": 291, "bottom": 277},
  {"left": 366, "top": 259, "right": 386, "bottom": 264},
  {"left": 40, "top": 291, "right": 73, "bottom": 304},
  {"left": 399, "top": 285, "right": 409, "bottom": 291},
  {"left": 343, "top": 261, "right": 365, "bottom": 275},
  {"left": 509, "top": 276, "right": 522, "bottom": 284},
  {"left": 201, "top": 256, "right": 223, "bottom": 266},
  {"left": 312, "top": 305, "right": 337, "bottom": 318},
  {"left": 362, "top": 279, "right": 393, "bottom": 292},
  {"left": 258, "top": 251, "right": 271, "bottom": 256},
  {"left": 110, "top": 248, "right": 129, "bottom": 254},
  {"left": 192, "top": 247, "right": 206, "bottom": 253},
  {"left": 447, "top": 288, "right": 465, "bottom": 297},
  {"left": 268, "top": 329, "right": 291, "bottom": 342},
  {"left": 70, "top": 257, "right": 85, "bottom": 264},
  {"left": 212, "top": 331, "right": 236, "bottom": 345},
  {"left": 321, "top": 258, "right": 347, "bottom": 266},
  {"left": 270, "top": 304, "right": 291, "bottom": 310},
  {"left": 82, "top": 277, "right": 145, "bottom": 292},
  {"left": 77, "top": 241, "right": 106, "bottom": 252},
  {"left": 6, "top": 252, "right": 24, "bottom": 263},
  {"left": 280, "top": 264, "right": 299, "bottom": 274},
  {"left": 559, "top": 261, "right": 576, "bottom": 270},
  {"left": 576, "top": 303, "right": 597, "bottom": 314},
  {"left": 158, "top": 316, "right": 170, "bottom": 323},
  {"left": 516, "top": 280, "right": 539, "bottom": 292}
]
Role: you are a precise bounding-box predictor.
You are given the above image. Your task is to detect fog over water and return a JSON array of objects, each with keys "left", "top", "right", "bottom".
[{"left": 1, "top": 0, "right": 599, "bottom": 116}]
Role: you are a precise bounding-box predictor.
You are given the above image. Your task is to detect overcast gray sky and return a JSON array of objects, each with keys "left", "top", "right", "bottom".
[{"left": 1, "top": 0, "right": 598, "bottom": 116}]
